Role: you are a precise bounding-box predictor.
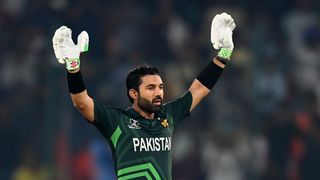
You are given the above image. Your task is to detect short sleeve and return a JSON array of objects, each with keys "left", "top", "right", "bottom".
[
  {"left": 163, "top": 91, "right": 193, "bottom": 127},
  {"left": 93, "top": 100, "right": 121, "bottom": 138}
]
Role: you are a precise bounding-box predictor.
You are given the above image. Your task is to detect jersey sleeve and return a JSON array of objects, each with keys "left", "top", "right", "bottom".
[
  {"left": 92, "top": 100, "right": 121, "bottom": 139},
  {"left": 163, "top": 91, "right": 193, "bottom": 127}
]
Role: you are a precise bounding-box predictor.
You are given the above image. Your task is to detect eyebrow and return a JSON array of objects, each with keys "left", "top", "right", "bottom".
[{"left": 146, "top": 83, "right": 163, "bottom": 87}]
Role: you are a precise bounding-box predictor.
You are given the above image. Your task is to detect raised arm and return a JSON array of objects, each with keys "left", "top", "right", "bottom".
[
  {"left": 52, "top": 26, "right": 94, "bottom": 122},
  {"left": 188, "top": 13, "right": 236, "bottom": 112},
  {"left": 68, "top": 69, "right": 94, "bottom": 122},
  {"left": 189, "top": 58, "right": 225, "bottom": 111}
]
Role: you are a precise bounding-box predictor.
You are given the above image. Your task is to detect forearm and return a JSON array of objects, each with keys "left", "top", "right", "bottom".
[
  {"left": 188, "top": 57, "right": 225, "bottom": 111},
  {"left": 68, "top": 68, "right": 94, "bottom": 122},
  {"left": 70, "top": 90, "right": 94, "bottom": 121},
  {"left": 70, "top": 89, "right": 90, "bottom": 109},
  {"left": 189, "top": 79, "right": 210, "bottom": 111}
]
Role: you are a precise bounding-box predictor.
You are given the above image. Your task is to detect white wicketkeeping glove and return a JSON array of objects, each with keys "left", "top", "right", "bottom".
[
  {"left": 52, "top": 26, "right": 89, "bottom": 71},
  {"left": 211, "top": 12, "right": 236, "bottom": 60}
]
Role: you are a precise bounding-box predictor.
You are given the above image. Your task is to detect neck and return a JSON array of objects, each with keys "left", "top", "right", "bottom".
[{"left": 132, "top": 103, "right": 154, "bottom": 119}]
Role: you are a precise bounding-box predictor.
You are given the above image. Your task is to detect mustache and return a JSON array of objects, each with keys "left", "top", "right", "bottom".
[{"left": 152, "top": 96, "right": 163, "bottom": 102}]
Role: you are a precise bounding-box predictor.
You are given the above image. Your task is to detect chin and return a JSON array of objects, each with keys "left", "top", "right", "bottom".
[{"left": 151, "top": 105, "right": 162, "bottom": 113}]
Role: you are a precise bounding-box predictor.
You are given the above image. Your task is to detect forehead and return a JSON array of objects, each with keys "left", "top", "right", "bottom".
[{"left": 140, "top": 75, "right": 163, "bottom": 86}]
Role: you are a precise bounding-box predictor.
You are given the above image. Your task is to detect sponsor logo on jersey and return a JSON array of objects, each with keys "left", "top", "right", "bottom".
[
  {"left": 133, "top": 137, "right": 171, "bottom": 152},
  {"left": 128, "top": 118, "right": 141, "bottom": 129}
]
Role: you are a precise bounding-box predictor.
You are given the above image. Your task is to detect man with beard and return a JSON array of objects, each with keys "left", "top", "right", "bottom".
[{"left": 52, "top": 12, "right": 236, "bottom": 180}]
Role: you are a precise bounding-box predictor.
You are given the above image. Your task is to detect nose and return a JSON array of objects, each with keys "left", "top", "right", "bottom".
[{"left": 154, "top": 87, "right": 163, "bottom": 97}]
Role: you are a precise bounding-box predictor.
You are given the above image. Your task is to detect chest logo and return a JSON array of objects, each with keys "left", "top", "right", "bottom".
[
  {"left": 161, "top": 119, "right": 169, "bottom": 128},
  {"left": 128, "top": 119, "right": 141, "bottom": 129}
]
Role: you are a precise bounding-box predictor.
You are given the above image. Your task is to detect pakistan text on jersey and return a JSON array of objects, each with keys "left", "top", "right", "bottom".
[{"left": 132, "top": 137, "right": 171, "bottom": 152}]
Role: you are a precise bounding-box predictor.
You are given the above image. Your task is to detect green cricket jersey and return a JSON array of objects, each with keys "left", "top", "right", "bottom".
[{"left": 92, "top": 91, "right": 193, "bottom": 180}]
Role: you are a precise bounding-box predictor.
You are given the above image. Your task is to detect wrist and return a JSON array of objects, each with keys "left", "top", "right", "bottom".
[
  {"left": 68, "top": 68, "right": 80, "bottom": 73},
  {"left": 196, "top": 60, "right": 224, "bottom": 90},
  {"left": 67, "top": 70, "right": 86, "bottom": 94},
  {"left": 218, "top": 48, "right": 233, "bottom": 60},
  {"left": 213, "top": 57, "right": 226, "bottom": 68},
  {"left": 65, "top": 58, "right": 80, "bottom": 71}
]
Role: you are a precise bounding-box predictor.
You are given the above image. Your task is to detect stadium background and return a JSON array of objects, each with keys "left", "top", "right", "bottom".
[{"left": 1, "top": 0, "right": 320, "bottom": 179}]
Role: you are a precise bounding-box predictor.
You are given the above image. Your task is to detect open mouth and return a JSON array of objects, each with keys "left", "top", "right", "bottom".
[{"left": 152, "top": 99, "right": 162, "bottom": 105}]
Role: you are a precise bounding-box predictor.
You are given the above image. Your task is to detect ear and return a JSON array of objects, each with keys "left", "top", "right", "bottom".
[{"left": 129, "top": 89, "right": 138, "bottom": 101}]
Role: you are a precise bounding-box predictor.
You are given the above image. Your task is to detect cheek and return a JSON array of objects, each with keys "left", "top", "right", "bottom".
[
  {"left": 139, "top": 90, "right": 153, "bottom": 100},
  {"left": 160, "top": 90, "right": 164, "bottom": 97}
]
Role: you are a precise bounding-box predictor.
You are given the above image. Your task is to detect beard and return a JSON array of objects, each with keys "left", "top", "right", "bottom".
[{"left": 137, "top": 95, "right": 163, "bottom": 114}]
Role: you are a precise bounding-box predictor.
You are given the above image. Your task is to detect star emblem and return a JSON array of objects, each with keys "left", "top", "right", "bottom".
[{"left": 161, "top": 119, "right": 169, "bottom": 128}]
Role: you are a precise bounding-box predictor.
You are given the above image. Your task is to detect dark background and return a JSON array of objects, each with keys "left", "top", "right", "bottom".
[{"left": 1, "top": 0, "right": 320, "bottom": 179}]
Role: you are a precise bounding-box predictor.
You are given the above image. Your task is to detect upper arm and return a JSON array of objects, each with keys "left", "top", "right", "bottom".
[
  {"left": 70, "top": 90, "right": 94, "bottom": 122},
  {"left": 188, "top": 79, "right": 210, "bottom": 112},
  {"left": 92, "top": 101, "right": 122, "bottom": 139}
]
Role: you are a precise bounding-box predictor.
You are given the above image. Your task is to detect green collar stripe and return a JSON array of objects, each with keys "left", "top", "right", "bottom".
[
  {"left": 118, "top": 171, "right": 152, "bottom": 180},
  {"left": 118, "top": 163, "right": 161, "bottom": 180},
  {"left": 111, "top": 126, "right": 122, "bottom": 148}
]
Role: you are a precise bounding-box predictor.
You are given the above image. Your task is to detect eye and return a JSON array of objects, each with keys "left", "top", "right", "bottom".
[{"left": 146, "top": 86, "right": 155, "bottom": 90}]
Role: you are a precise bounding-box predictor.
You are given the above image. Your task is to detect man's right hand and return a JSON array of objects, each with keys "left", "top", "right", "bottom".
[{"left": 52, "top": 26, "right": 89, "bottom": 71}]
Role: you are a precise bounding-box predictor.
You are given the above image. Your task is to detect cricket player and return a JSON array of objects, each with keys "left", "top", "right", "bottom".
[{"left": 52, "top": 13, "right": 235, "bottom": 180}]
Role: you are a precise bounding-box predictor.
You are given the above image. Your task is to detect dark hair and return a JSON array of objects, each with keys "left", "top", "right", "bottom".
[{"left": 126, "top": 64, "right": 160, "bottom": 103}]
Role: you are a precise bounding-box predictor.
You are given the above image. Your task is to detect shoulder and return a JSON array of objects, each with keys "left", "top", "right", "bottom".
[
  {"left": 163, "top": 91, "right": 193, "bottom": 108},
  {"left": 93, "top": 100, "right": 127, "bottom": 115}
]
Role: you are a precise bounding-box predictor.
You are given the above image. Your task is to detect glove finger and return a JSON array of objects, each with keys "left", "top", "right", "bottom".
[
  {"left": 212, "top": 28, "right": 220, "bottom": 47},
  {"left": 77, "top": 31, "right": 89, "bottom": 52},
  {"left": 230, "top": 22, "right": 236, "bottom": 31},
  {"left": 52, "top": 31, "right": 59, "bottom": 44},
  {"left": 212, "top": 14, "right": 221, "bottom": 22},
  {"left": 53, "top": 45, "right": 60, "bottom": 59},
  {"left": 53, "top": 31, "right": 61, "bottom": 44},
  {"left": 225, "top": 17, "right": 236, "bottom": 31},
  {"left": 211, "top": 20, "right": 217, "bottom": 44},
  {"left": 60, "top": 27, "right": 71, "bottom": 39},
  {"left": 59, "top": 25, "right": 68, "bottom": 31},
  {"left": 58, "top": 58, "right": 65, "bottom": 64},
  {"left": 60, "top": 26, "right": 74, "bottom": 45},
  {"left": 53, "top": 26, "right": 69, "bottom": 51},
  {"left": 213, "top": 43, "right": 221, "bottom": 50},
  {"left": 222, "top": 28, "right": 234, "bottom": 50},
  {"left": 59, "top": 26, "right": 70, "bottom": 36},
  {"left": 55, "top": 26, "right": 67, "bottom": 42},
  {"left": 220, "top": 13, "right": 234, "bottom": 28},
  {"left": 220, "top": 12, "right": 228, "bottom": 17},
  {"left": 219, "top": 13, "right": 228, "bottom": 25},
  {"left": 211, "top": 14, "right": 221, "bottom": 44},
  {"left": 220, "top": 13, "right": 232, "bottom": 21},
  {"left": 53, "top": 28, "right": 63, "bottom": 59},
  {"left": 212, "top": 14, "right": 221, "bottom": 28}
]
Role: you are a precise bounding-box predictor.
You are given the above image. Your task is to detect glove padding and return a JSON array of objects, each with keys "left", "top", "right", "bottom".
[
  {"left": 211, "top": 13, "right": 236, "bottom": 52},
  {"left": 52, "top": 26, "right": 89, "bottom": 70}
]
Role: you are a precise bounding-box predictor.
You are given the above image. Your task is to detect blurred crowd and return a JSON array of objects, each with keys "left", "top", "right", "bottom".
[{"left": 1, "top": 0, "right": 320, "bottom": 179}]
